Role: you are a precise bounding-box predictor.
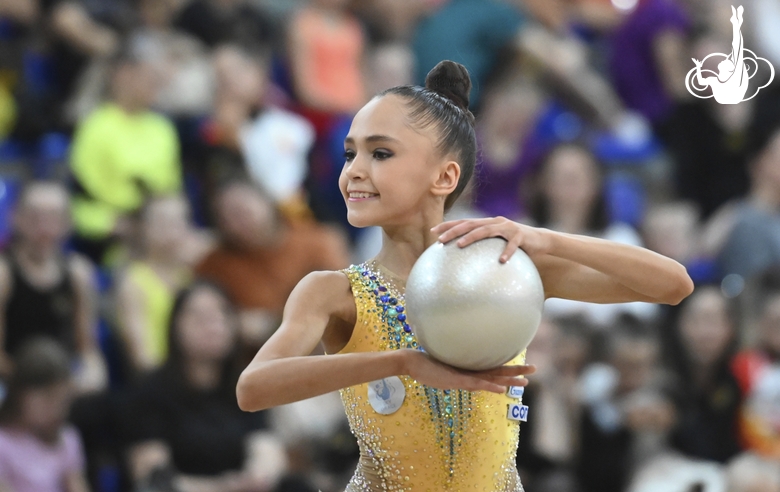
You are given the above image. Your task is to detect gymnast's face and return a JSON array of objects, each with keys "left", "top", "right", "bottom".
[{"left": 340, "top": 94, "right": 458, "bottom": 228}]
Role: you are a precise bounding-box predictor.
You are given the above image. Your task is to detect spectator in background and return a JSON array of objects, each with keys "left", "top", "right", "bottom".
[
  {"left": 577, "top": 319, "right": 676, "bottom": 492},
  {"left": 413, "top": 0, "right": 627, "bottom": 127},
  {"left": 173, "top": 0, "right": 273, "bottom": 49},
  {"left": 413, "top": 0, "right": 525, "bottom": 109},
  {"left": 11, "top": 0, "right": 126, "bottom": 140},
  {"left": 196, "top": 181, "right": 349, "bottom": 351},
  {"left": 130, "top": 0, "right": 216, "bottom": 119},
  {"left": 0, "top": 338, "right": 90, "bottom": 492},
  {"left": 122, "top": 281, "right": 288, "bottom": 492},
  {"left": 715, "top": 127, "right": 780, "bottom": 280},
  {"left": 0, "top": 0, "right": 37, "bottom": 24},
  {"left": 607, "top": 0, "right": 691, "bottom": 128},
  {"left": 517, "top": 315, "right": 590, "bottom": 492},
  {"left": 528, "top": 143, "right": 657, "bottom": 325},
  {"left": 662, "top": 33, "right": 754, "bottom": 220},
  {"left": 668, "top": 286, "right": 743, "bottom": 463},
  {"left": 0, "top": 181, "right": 106, "bottom": 393},
  {"left": 732, "top": 274, "right": 780, "bottom": 459},
  {"left": 364, "top": 42, "right": 415, "bottom": 96},
  {"left": 353, "top": 0, "right": 429, "bottom": 43},
  {"left": 0, "top": 0, "right": 33, "bottom": 139},
  {"left": 725, "top": 453, "right": 780, "bottom": 492},
  {"left": 211, "top": 44, "right": 315, "bottom": 221},
  {"left": 287, "top": 0, "right": 366, "bottom": 131},
  {"left": 69, "top": 46, "right": 182, "bottom": 265},
  {"left": 472, "top": 77, "right": 547, "bottom": 221},
  {"left": 115, "top": 195, "right": 206, "bottom": 375},
  {"left": 529, "top": 143, "right": 639, "bottom": 241}
]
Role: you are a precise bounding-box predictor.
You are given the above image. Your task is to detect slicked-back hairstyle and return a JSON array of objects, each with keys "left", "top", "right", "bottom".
[{"left": 379, "top": 61, "right": 477, "bottom": 212}]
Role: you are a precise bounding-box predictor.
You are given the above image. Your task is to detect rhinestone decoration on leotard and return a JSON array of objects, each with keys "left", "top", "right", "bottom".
[
  {"left": 363, "top": 261, "right": 475, "bottom": 481},
  {"left": 336, "top": 262, "right": 527, "bottom": 492}
]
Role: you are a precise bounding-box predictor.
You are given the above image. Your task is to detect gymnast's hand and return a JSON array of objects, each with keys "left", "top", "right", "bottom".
[
  {"left": 432, "top": 216, "right": 553, "bottom": 263},
  {"left": 403, "top": 349, "right": 535, "bottom": 394}
]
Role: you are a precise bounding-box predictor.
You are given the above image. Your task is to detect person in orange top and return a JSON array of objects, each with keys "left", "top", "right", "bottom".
[
  {"left": 196, "top": 181, "right": 351, "bottom": 347},
  {"left": 287, "top": 0, "right": 366, "bottom": 125}
]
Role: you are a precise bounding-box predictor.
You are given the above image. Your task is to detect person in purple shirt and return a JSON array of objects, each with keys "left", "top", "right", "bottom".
[
  {"left": 472, "top": 80, "right": 549, "bottom": 221},
  {"left": 0, "top": 338, "right": 88, "bottom": 492},
  {"left": 608, "top": 0, "right": 691, "bottom": 125}
]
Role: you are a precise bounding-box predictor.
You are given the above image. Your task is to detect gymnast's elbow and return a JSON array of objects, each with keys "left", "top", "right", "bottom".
[
  {"left": 666, "top": 267, "right": 695, "bottom": 306},
  {"left": 236, "top": 369, "right": 267, "bottom": 412}
]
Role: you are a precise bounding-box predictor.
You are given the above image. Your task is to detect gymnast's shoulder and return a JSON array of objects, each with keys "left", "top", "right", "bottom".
[{"left": 283, "top": 270, "right": 357, "bottom": 330}]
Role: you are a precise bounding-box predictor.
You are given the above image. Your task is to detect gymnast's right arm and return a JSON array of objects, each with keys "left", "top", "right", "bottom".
[{"left": 236, "top": 271, "right": 532, "bottom": 412}]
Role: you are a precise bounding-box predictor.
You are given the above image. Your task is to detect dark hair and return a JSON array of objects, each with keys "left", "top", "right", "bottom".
[
  {"left": 529, "top": 142, "right": 609, "bottom": 232},
  {"left": 667, "top": 284, "right": 738, "bottom": 381},
  {"left": 162, "top": 280, "right": 239, "bottom": 398},
  {"left": 379, "top": 61, "right": 477, "bottom": 212},
  {"left": 0, "top": 338, "right": 72, "bottom": 423}
]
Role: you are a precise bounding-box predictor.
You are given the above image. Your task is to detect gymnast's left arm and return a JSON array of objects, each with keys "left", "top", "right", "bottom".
[{"left": 432, "top": 217, "right": 694, "bottom": 306}]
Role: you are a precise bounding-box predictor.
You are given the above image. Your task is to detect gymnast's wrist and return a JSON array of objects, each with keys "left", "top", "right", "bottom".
[{"left": 394, "top": 349, "right": 418, "bottom": 377}]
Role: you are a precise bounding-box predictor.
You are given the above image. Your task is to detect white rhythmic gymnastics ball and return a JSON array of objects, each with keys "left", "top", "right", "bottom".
[{"left": 406, "top": 237, "right": 544, "bottom": 371}]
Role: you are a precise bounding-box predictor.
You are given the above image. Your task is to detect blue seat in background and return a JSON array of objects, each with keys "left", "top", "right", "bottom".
[
  {"left": 534, "top": 102, "right": 585, "bottom": 145},
  {"left": 0, "top": 177, "right": 20, "bottom": 246},
  {"left": 0, "top": 139, "right": 25, "bottom": 165},
  {"left": 0, "top": 18, "right": 15, "bottom": 40},
  {"left": 591, "top": 127, "right": 662, "bottom": 166},
  {"left": 36, "top": 132, "right": 70, "bottom": 178},
  {"left": 22, "top": 49, "right": 55, "bottom": 96},
  {"left": 686, "top": 257, "right": 721, "bottom": 285},
  {"left": 604, "top": 173, "right": 645, "bottom": 227}
]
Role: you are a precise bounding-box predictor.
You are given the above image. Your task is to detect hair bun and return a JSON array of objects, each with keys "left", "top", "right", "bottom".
[{"left": 425, "top": 60, "right": 472, "bottom": 111}]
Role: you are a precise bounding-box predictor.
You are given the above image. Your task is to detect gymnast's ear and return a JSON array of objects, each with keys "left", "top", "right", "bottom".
[{"left": 431, "top": 160, "right": 461, "bottom": 198}]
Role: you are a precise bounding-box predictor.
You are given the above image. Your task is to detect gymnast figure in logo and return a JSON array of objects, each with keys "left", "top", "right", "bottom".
[
  {"left": 373, "top": 379, "right": 393, "bottom": 402},
  {"left": 691, "top": 6, "right": 748, "bottom": 104}
]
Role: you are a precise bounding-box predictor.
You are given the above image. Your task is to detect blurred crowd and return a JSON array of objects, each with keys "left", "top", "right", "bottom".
[{"left": 1, "top": 0, "right": 780, "bottom": 491}]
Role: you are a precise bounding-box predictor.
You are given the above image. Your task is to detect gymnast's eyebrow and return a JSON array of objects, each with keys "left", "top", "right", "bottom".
[{"left": 344, "top": 135, "right": 402, "bottom": 145}]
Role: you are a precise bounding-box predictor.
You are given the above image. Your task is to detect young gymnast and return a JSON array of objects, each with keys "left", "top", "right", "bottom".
[{"left": 237, "top": 61, "right": 694, "bottom": 491}]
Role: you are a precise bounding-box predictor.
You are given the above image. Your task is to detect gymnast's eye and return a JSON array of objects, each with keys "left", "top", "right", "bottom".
[
  {"left": 344, "top": 149, "right": 356, "bottom": 162},
  {"left": 373, "top": 149, "right": 393, "bottom": 161}
]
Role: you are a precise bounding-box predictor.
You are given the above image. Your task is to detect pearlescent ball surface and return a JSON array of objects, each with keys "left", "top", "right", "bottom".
[{"left": 406, "top": 237, "right": 544, "bottom": 371}]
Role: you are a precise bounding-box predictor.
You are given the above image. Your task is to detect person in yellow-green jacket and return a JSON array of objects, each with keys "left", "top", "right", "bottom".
[{"left": 70, "top": 47, "right": 182, "bottom": 264}]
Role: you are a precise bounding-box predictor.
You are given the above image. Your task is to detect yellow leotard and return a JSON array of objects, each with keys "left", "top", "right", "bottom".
[{"left": 332, "top": 261, "right": 526, "bottom": 491}]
